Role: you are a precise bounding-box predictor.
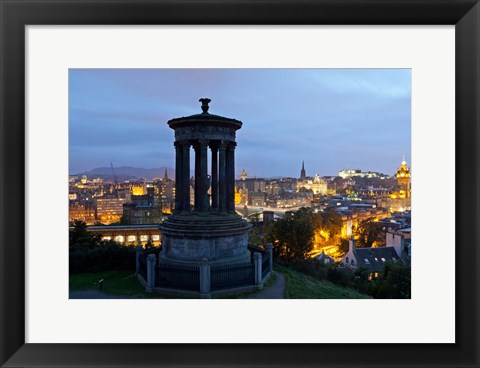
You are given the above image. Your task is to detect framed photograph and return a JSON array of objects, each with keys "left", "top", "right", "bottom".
[{"left": 1, "top": 0, "right": 479, "bottom": 367}]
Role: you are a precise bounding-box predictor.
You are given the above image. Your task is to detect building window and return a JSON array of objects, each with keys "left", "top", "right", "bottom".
[
  {"left": 114, "top": 235, "right": 124, "bottom": 243},
  {"left": 152, "top": 235, "right": 160, "bottom": 241},
  {"left": 127, "top": 235, "right": 136, "bottom": 242},
  {"left": 102, "top": 236, "right": 112, "bottom": 241},
  {"left": 140, "top": 235, "right": 149, "bottom": 242}
]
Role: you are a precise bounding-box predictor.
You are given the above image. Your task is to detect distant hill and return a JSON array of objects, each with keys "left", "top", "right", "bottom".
[{"left": 73, "top": 166, "right": 174, "bottom": 181}]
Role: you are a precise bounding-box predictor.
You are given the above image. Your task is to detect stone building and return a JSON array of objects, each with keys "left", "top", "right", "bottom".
[
  {"left": 340, "top": 237, "right": 403, "bottom": 280},
  {"left": 249, "top": 191, "right": 267, "bottom": 207},
  {"left": 297, "top": 173, "right": 328, "bottom": 195},
  {"left": 95, "top": 194, "right": 128, "bottom": 224},
  {"left": 69, "top": 202, "right": 96, "bottom": 225}
]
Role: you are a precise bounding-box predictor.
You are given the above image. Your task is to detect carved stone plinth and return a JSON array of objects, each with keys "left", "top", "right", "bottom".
[{"left": 159, "top": 213, "right": 252, "bottom": 264}]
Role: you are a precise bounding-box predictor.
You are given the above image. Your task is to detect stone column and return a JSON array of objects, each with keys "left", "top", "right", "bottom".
[
  {"left": 254, "top": 252, "right": 263, "bottom": 289},
  {"left": 135, "top": 243, "right": 143, "bottom": 275},
  {"left": 194, "top": 142, "right": 201, "bottom": 211},
  {"left": 181, "top": 141, "right": 191, "bottom": 213},
  {"left": 196, "top": 139, "right": 209, "bottom": 212},
  {"left": 199, "top": 258, "right": 211, "bottom": 298},
  {"left": 218, "top": 141, "right": 227, "bottom": 213},
  {"left": 226, "top": 142, "right": 236, "bottom": 213},
  {"left": 146, "top": 253, "right": 157, "bottom": 292},
  {"left": 210, "top": 142, "right": 219, "bottom": 210},
  {"left": 174, "top": 142, "right": 183, "bottom": 213},
  {"left": 265, "top": 242, "right": 274, "bottom": 274}
]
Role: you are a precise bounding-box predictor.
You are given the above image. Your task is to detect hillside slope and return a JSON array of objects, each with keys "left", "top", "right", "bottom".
[{"left": 277, "top": 265, "right": 371, "bottom": 299}]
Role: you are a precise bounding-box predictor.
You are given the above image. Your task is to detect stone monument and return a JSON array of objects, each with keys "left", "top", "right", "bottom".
[{"left": 159, "top": 98, "right": 252, "bottom": 266}]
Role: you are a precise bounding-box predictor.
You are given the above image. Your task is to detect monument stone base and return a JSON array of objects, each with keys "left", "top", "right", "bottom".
[{"left": 159, "top": 212, "right": 252, "bottom": 265}]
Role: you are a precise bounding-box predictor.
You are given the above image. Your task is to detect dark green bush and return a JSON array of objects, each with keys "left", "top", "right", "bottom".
[
  {"left": 327, "top": 267, "right": 353, "bottom": 287},
  {"left": 69, "top": 242, "right": 136, "bottom": 274}
]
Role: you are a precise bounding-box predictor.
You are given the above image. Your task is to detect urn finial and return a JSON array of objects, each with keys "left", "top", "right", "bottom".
[{"left": 199, "top": 98, "right": 211, "bottom": 114}]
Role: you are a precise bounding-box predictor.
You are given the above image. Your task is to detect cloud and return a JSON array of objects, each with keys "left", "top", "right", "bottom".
[{"left": 69, "top": 69, "right": 411, "bottom": 176}]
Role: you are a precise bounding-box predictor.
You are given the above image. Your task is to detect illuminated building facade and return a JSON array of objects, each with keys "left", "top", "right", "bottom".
[
  {"left": 69, "top": 202, "right": 96, "bottom": 225},
  {"left": 131, "top": 187, "right": 154, "bottom": 207},
  {"left": 297, "top": 173, "right": 328, "bottom": 195},
  {"left": 249, "top": 191, "right": 267, "bottom": 207},
  {"left": 159, "top": 169, "right": 175, "bottom": 213},
  {"left": 265, "top": 181, "right": 281, "bottom": 196},
  {"left": 396, "top": 158, "right": 411, "bottom": 198},
  {"left": 379, "top": 157, "right": 412, "bottom": 212},
  {"left": 338, "top": 169, "right": 388, "bottom": 179},
  {"left": 131, "top": 184, "right": 147, "bottom": 196},
  {"left": 95, "top": 195, "right": 128, "bottom": 224},
  {"left": 87, "top": 224, "right": 161, "bottom": 246}
]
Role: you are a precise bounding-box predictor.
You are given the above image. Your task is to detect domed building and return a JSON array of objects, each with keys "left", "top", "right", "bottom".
[{"left": 296, "top": 173, "right": 327, "bottom": 195}]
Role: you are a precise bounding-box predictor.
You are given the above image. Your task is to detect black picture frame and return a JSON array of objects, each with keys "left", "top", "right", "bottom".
[{"left": 1, "top": 1, "right": 479, "bottom": 367}]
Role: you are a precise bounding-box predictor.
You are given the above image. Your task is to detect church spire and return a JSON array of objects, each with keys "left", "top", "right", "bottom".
[
  {"left": 300, "top": 160, "right": 306, "bottom": 180},
  {"left": 164, "top": 168, "right": 168, "bottom": 181}
]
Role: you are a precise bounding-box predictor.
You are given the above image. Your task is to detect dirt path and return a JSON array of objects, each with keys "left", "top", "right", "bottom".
[
  {"left": 69, "top": 290, "right": 137, "bottom": 299},
  {"left": 247, "top": 271, "right": 286, "bottom": 299},
  {"left": 70, "top": 271, "right": 287, "bottom": 299}
]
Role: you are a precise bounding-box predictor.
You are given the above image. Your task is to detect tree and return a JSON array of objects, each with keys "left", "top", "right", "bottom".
[
  {"left": 69, "top": 220, "right": 135, "bottom": 274},
  {"left": 355, "top": 219, "right": 385, "bottom": 248},
  {"left": 69, "top": 220, "right": 103, "bottom": 249},
  {"left": 270, "top": 208, "right": 314, "bottom": 264},
  {"left": 338, "top": 238, "right": 350, "bottom": 256},
  {"left": 320, "top": 210, "right": 343, "bottom": 235},
  {"left": 119, "top": 214, "right": 129, "bottom": 225},
  {"left": 308, "top": 209, "right": 343, "bottom": 249},
  {"left": 144, "top": 240, "right": 154, "bottom": 250},
  {"left": 377, "top": 261, "right": 411, "bottom": 299},
  {"left": 249, "top": 212, "right": 261, "bottom": 227},
  {"left": 352, "top": 266, "right": 371, "bottom": 294}
]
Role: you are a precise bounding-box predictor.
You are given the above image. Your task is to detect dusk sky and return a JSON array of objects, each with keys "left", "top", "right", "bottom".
[{"left": 69, "top": 69, "right": 411, "bottom": 178}]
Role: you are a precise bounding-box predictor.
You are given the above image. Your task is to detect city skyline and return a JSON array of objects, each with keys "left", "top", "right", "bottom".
[{"left": 69, "top": 69, "right": 411, "bottom": 177}]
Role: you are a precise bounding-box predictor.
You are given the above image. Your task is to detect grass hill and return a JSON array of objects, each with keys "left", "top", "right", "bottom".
[{"left": 277, "top": 265, "right": 371, "bottom": 299}]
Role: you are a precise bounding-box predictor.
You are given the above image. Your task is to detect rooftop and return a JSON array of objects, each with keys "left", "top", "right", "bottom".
[
  {"left": 354, "top": 246, "right": 400, "bottom": 272},
  {"left": 87, "top": 224, "right": 160, "bottom": 230}
]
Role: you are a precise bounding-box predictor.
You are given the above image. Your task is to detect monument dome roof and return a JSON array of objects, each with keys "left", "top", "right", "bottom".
[{"left": 167, "top": 98, "right": 242, "bottom": 129}]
